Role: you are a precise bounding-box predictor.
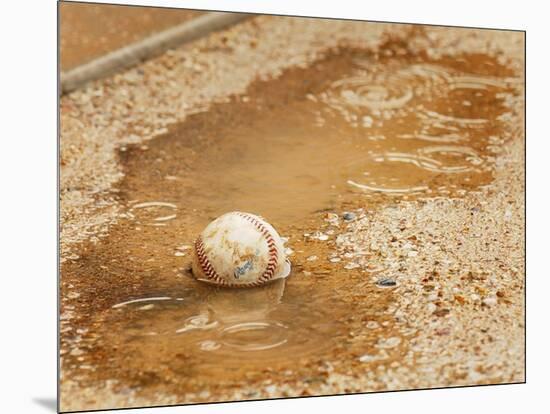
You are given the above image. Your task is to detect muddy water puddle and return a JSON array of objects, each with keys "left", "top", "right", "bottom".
[{"left": 61, "top": 44, "right": 519, "bottom": 400}]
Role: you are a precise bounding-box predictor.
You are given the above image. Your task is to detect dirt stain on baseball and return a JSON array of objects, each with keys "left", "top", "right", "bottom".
[{"left": 60, "top": 39, "right": 518, "bottom": 403}]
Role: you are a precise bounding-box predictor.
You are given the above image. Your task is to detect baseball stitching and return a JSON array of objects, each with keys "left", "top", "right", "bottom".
[
  {"left": 194, "top": 236, "right": 226, "bottom": 285},
  {"left": 193, "top": 212, "right": 280, "bottom": 288},
  {"left": 235, "top": 212, "right": 279, "bottom": 283}
]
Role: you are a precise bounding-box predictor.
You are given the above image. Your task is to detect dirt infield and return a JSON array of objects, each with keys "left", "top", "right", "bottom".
[
  {"left": 60, "top": 2, "right": 203, "bottom": 70},
  {"left": 59, "top": 14, "right": 524, "bottom": 412}
]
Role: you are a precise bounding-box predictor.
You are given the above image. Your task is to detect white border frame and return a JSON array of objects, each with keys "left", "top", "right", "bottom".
[{"left": 2, "top": 1, "right": 543, "bottom": 413}]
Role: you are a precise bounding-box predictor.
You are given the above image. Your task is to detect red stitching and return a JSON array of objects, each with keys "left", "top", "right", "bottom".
[
  {"left": 235, "top": 212, "right": 279, "bottom": 283},
  {"left": 193, "top": 213, "right": 280, "bottom": 288},
  {"left": 195, "top": 236, "right": 224, "bottom": 284}
]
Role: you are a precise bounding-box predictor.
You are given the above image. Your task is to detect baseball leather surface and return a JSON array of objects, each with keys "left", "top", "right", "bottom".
[{"left": 192, "top": 212, "right": 291, "bottom": 287}]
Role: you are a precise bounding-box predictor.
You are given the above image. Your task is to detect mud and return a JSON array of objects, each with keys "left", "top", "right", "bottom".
[{"left": 60, "top": 40, "right": 520, "bottom": 410}]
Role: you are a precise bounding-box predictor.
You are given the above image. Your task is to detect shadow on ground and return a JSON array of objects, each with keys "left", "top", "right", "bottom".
[{"left": 32, "top": 397, "right": 57, "bottom": 412}]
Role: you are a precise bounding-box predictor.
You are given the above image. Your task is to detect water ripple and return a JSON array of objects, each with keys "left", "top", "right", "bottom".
[
  {"left": 218, "top": 321, "right": 289, "bottom": 352},
  {"left": 347, "top": 180, "right": 428, "bottom": 194},
  {"left": 332, "top": 82, "right": 414, "bottom": 110},
  {"left": 129, "top": 201, "right": 178, "bottom": 225}
]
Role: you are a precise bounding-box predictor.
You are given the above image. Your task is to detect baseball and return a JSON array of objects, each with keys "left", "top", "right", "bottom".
[{"left": 192, "top": 212, "right": 291, "bottom": 288}]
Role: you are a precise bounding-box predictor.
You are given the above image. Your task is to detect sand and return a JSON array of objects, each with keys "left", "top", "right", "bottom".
[{"left": 59, "top": 14, "right": 524, "bottom": 411}]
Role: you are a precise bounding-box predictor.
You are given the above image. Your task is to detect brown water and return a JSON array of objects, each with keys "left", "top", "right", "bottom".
[{"left": 60, "top": 43, "right": 519, "bottom": 403}]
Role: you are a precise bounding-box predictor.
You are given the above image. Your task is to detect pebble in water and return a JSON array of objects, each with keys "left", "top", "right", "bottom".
[
  {"left": 325, "top": 213, "right": 340, "bottom": 226},
  {"left": 366, "top": 321, "right": 380, "bottom": 329},
  {"left": 174, "top": 244, "right": 192, "bottom": 257},
  {"left": 377, "top": 278, "right": 397, "bottom": 287}
]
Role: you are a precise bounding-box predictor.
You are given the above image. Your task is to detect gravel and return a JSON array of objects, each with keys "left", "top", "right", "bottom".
[{"left": 59, "top": 14, "right": 524, "bottom": 412}]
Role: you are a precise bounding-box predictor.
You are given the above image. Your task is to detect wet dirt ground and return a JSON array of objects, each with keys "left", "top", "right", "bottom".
[
  {"left": 60, "top": 2, "right": 203, "bottom": 70},
  {"left": 60, "top": 32, "right": 523, "bottom": 410}
]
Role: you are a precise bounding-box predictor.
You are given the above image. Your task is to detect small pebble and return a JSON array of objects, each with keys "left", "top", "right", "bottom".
[
  {"left": 343, "top": 212, "right": 356, "bottom": 221},
  {"left": 377, "top": 278, "right": 397, "bottom": 287},
  {"left": 311, "top": 232, "right": 329, "bottom": 241},
  {"left": 504, "top": 207, "right": 513, "bottom": 221},
  {"left": 376, "top": 337, "right": 401, "bottom": 349},
  {"left": 427, "top": 293, "right": 438, "bottom": 302},
  {"left": 325, "top": 213, "right": 340, "bottom": 226},
  {"left": 67, "top": 291, "right": 81, "bottom": 299},
  {"left": 362, "top": 116, "right": 374, "bottom": 128},
  {"left": 482, "top": 296, "right": 498, "bottom": 307},
  {"left": 69, "top": 348, "right": 84, "bottom": 356},
  {"left": 359, "top": 354, "right": 377, "bottom": 362},
  {"left": 265, "top": 385, "right": 277, "bottom": 394},
  {"left": 366, "top": 321, "right": 380, "bottom": 329},
  {"left": 199, "top": 390, "right": 211, "bottom": 399}
]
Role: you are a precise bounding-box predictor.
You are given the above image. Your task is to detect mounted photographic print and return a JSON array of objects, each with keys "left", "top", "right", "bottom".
[{"left": 59, "top": 1, "right": 525, "bottom": 412}]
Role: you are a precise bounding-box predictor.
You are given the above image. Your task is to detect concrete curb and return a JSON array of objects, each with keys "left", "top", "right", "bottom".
[{"left": 60, "top": 12, "right": 251, "bottom": 94}]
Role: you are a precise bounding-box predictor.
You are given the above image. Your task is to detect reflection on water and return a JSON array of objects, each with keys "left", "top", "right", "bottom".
[
  {"left": 92, "top": 278, "right": 349, "bottom": 387},
  {"left": 107, "top": 279, "right": 343, "bottom": 359}
]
